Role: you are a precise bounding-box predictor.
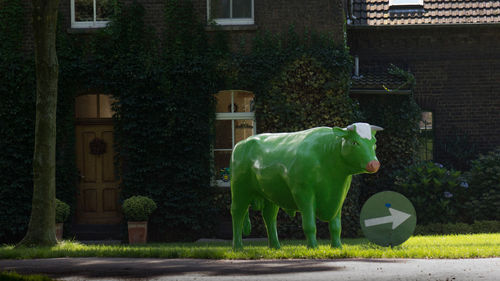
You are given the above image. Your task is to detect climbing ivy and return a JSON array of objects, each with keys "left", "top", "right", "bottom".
[
  {"left": 0, "top": 0, "right": 78, "bottom": 243},
  {"left": 0, "top": 0, "right": 422, "bottom": 243},
  {"left": 358, "top": 66, "right": 422, "bottom": 203}
]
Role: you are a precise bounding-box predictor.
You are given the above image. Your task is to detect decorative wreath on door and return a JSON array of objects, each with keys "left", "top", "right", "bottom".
[{"left": 89, "top": 138, "right": 107, "bottom": 155}]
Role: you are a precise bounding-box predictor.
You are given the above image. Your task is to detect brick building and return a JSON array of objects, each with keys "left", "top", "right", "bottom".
[
  {"left": 348, "top": 0, "right": 500, "bottom": 162},
  {"left": 13, "top": 0, "right": 500, "bottom": 239}
]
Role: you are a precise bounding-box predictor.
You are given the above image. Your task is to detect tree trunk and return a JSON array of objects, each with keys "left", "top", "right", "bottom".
[{"left": 17, "top": 0, "right": 60, "bottom": 247}]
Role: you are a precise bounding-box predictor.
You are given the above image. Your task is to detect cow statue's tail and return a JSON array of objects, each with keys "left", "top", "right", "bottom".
[{"left": 243, "top": 211, "right": 251, "bottom": 236}]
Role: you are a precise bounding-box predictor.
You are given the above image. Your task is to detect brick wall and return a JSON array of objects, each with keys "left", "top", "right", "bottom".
[
  {"left": 21, "top": 0, "right": 346, "bottom": 51},
  {"left": 348, "top": 26, "right": 500, "bottom": 159}
]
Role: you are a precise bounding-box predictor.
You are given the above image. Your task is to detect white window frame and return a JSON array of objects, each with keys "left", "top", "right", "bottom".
[
  {"left": 213, "top": 90, "right": 256, "bottom": 187},
  {"left": 71, "top": 0, "right": 110, "bottom": 28},
  {"left": 207, "top": 0, "right": 255, "bottom": 26},
  {"left": 389, "top": 0, "right": 423, "bottom": 7}
]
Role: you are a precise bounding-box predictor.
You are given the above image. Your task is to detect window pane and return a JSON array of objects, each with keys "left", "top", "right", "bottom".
[
  {"left": 215, "top": 91, "right": 232, "bottom": 113},
  {"left": 233, "top": 91, "right": 254, "bottom": 112},
  {"left": 214, "top": 151, "right": 232, "bottom": 181},
  {"left": 233, "top": 0, "right": 251, "bottom": 18},
  {"left": 419, "top": 111, "right": 433, "bottom": 161},
  {"left": 214, "top": 0, "right": 230, "bottom": 19},
  {"left": 75, "top": 0, "right": 94, "bottom": 22},
  {"left": 75, "top": 94, "right": 98, "bottom": 119},
  {"left": 96, "top": 0, "right": 113, "bottom": 21},
  {"left": 235, "top": 120, "right": 254, "bottom": 144},
  {"left": 215, "top": 120, "right": 233, "bottom": 149},
  {"left": 99, "top": 94, "right": 116, "bottom": 118},
  {"left": 419, "top": 111, "right": 432, "bottom": 130}
]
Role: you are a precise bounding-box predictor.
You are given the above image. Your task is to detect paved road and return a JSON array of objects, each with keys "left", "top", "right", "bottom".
[{"left": 0, "top": 258, "right": 498, "bottom": 281}]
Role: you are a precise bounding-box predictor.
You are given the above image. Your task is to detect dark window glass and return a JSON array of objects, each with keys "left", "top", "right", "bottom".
[
  {"left": 233, "top": 0, "right": 251, "bottom": 18},
  {"left": 215, "top": 0, "right": 231, "bottom": 18},
  {"left": 75, "top": 0, "right": 93, "bottom": 21},
  {"left": 96, "top": 0, "right": 113, "bottom": 21}
]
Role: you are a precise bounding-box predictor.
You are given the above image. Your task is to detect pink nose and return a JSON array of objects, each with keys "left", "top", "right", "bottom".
[{"left": 366, "top": 160, "right": 380, "bottom": 173}]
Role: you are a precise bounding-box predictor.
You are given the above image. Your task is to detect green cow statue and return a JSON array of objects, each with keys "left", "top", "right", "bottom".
[{"left": 230, "top": 123, "right": 383, "bottom": 249}]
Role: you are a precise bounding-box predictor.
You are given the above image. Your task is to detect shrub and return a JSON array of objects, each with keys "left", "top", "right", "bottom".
[
  {"left": 393, "top": 161, "right": 468, "bottom": 225},
  {"left": 122, "top": 196, "right": 157, "bottom": 222},
  {"left": 55, "top": 199, "right": 70, "bottom": 223},
  {"left": 414, "top": 220, "right": 500, "bottom": 235},
  {"left": 465, "top": 148, "right": 500, "bottom": 221}
]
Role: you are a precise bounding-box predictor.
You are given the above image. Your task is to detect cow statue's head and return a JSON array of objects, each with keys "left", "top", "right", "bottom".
[{"left": 333, "top": 122, "right": 383, "bottom": 174}]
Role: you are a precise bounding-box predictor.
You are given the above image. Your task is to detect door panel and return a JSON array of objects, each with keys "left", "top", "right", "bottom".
[{"left": 76, "top": 125, "right": 121, "bottom": 224}]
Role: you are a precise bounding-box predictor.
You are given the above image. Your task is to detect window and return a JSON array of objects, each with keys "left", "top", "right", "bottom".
[
  {"left": 207, "top": 0, "right": 254, "bottom": 25},
  {"left": 418, "top": 111, "right": 433, "bottom": 161},
  {"left": 213, "top": 90, "right": 255, "bottom": 187},
  {"left": 71, "top": 0, "right": 113, "bottom": 28},
  {"left": 75, "top": 93, "right": 116, "bottom": 119}
]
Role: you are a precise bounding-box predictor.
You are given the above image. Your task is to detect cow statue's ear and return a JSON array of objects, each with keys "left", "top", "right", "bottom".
[{"left": 333, "top": 127, "right": 349, "bottom": 138}]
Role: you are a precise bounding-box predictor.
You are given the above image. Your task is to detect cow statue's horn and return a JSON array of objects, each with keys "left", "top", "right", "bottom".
[{"left": 370, "top": 125, "right": 384, "bottom": 131}]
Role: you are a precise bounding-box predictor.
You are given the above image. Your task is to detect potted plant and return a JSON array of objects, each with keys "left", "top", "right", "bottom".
[
  {"left": 122, "top": 195, "right": 157, "bottom": 244},
  {"left": 55, "top": 199, "right": 70, "bottom": 241}
]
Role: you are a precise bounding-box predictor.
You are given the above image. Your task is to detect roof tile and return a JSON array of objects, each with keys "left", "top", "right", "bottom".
[{"left": 351, "top": 0, "right": 500, "bottom": 26}]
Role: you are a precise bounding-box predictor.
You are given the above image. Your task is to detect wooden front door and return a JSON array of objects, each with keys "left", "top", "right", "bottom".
[{"left": 75, "top": 124, "right": 121, "bottom": 224}]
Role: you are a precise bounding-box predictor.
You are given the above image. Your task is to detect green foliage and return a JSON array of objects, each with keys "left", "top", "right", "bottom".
[
  {"left": 0, "top": 0, "right": 24, "bottom": 54},
  {"left": 393, "top": 161, "right": 468, "bottom": 225},
  {"left": 414, "top": 221, "right": 500, "bottom": 235},
  {"left": 95, "top": 0, "right": 219, "bottom": 241},
  {"left": 0, "top": 0, "right": 35, "bottom": 244},
  {"left": 259, "top": 55, "right": 360, "bottom": 132},
  {"left": 55, "top": 199, "right": 70, "bottom": 223},
  {"left": 122, "top": 196, "right": 158, "bottom": 221},
  {"left": 465, "top": 148, "right": 500, "bottom": 221},
  {"left": 0, "top": 0, "right": 78, "bottom": 243},
  {"left": 436, "top": 130, "right": 478, "bottom": 171},
  {"left": 356, "top": 67, "right": 421, "bottom": 202}
]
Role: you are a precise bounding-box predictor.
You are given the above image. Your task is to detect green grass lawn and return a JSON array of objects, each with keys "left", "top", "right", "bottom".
[{"left": 1, "top": 234, "right": 498, "bottom": 260}]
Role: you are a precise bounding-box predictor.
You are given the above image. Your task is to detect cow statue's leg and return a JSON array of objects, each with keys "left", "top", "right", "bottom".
[
  {"left": 328, "top": 211, "right": 342, "bottom": 248},
  {"left": 231, "top": 202, "right": 249, "bottom": 250},
  {"left": 295, "top": 194, "right": 318, "bottom": 248},
  {"left": 262, "top": 200, "right": 280, "bottom": 249}
]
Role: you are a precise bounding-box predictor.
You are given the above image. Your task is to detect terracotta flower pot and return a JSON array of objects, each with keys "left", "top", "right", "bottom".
[
  {"left": 55, "top": 223, "right": 63, "bottom": 241},
  {"left": 128, "top": 221, "right": 148, "bottom": 244}
]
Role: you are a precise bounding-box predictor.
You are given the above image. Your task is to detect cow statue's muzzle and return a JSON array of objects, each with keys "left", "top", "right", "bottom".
[{"left": 366, "top": 160, "right": 380, "bottom": 173}]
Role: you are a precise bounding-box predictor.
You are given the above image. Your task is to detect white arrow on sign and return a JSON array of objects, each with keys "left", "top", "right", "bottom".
[{"left": 364, "top": 208, "right": 412, "bottom": 230}]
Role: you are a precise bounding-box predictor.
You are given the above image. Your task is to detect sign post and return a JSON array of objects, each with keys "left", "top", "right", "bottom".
[{"left": 360, "top": 191, "right": 416, "bottom": 247}]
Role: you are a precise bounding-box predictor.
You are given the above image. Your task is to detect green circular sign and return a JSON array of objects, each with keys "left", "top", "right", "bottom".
[{"left": 360, "top": 191, "right": 416, "bottom": 247}]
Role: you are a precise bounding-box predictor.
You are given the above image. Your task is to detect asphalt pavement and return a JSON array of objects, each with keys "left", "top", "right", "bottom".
[{"left": 1, "top": 258, "right": 499, "bottom": 281}]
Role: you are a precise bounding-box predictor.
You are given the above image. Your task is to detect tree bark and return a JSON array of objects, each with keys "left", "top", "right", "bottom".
[{"left": 17, "top": 0, "right": 60, "bottom": 247}]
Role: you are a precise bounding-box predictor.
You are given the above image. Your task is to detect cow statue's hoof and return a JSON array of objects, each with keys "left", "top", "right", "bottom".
[{"left": 331, "top": 240, "right": 342, "bottom": 249}]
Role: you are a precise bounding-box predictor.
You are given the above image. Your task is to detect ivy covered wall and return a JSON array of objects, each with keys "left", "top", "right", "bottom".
[{"left": 0, "top": 0, "right": 422, "bottom": 243}]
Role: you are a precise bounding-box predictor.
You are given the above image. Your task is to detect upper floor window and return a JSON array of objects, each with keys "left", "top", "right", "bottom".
[
  {"left": 207, "top": 0, "right": 254, "bottom": 25},
  {"left": 213, "top": 90, "right": 255, "bottom": 187},
  {"left": 71, "top": 0, "right": 113, "bottom": 28}
]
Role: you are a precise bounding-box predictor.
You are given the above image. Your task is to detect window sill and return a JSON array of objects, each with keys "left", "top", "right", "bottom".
[
  {"left": 205, "top": 24, "right": 258, "bottom": 32},
  {"left": 67, "top": 28, "right": 104, "bottom": 34}
]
